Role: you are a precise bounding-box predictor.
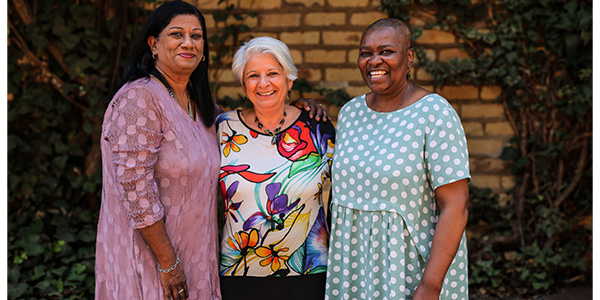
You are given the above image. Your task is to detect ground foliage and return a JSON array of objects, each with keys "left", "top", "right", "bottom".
[{"left": 380, "top": 0, "right": 592, "bottom": 298}]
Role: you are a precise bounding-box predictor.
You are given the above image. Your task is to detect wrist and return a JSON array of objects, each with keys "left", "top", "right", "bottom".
[
  {"left": 157, "top": 256, "right": 180, "bottom": 273},
  {"left": 418, "top": 277, "right": 442, "bottom": 294}
]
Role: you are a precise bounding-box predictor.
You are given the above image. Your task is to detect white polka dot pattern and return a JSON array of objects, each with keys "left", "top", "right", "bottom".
[{"left": 326, "top": 94, "right": 469, "bottom": 299}]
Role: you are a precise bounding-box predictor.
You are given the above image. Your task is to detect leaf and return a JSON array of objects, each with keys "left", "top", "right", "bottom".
[
  {"left": 83, "top": 121, "right": 93, "bottom": 134},
  {"left": 31, "top": 265, "right": 46, "bottom": 281},
  {"left": 483, "top": 32, "right": 497, "bottom": 44},
  {"left": 52, "top": 18, "right": 70, "bottom": 36},
  {"left": 31, "top": 33, "right": 48, "bottom": 49},
  {"left": 532, "top": 281, "right": 550, "bottom": 290},
  {"left": 83, "top": 181, "right": 96, "bottom": 194},
  {"left": 7, "top": 135, "right": 22, "bottom": 152},
  {"left": 7, "top": 283, "right": 28, "bottom": 299},
  {"left": 53, "top": 155, "right": 69, "bottom": 169},
  {"left": 288, "top": 153, "right": 321, "bottom": 178},
  {"left": 287, "top": 241, "right": 306, "bottom": 274},
  {"left": 564, "top": 34, "right": 580, "bottom": 56},
  {"left": 56, "top": 277, "right": 64, "bottom": 293},
  {"left": 61, "top": 34, "right": 81, "bottom": 49}
]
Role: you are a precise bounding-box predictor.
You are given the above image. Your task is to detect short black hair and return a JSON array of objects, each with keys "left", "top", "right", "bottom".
[
  {"left": 108, "top": 1, "right": 215, "bottom": 127},
  {"left": 363, "top": 18, "right": 413, "bottom": 50}
]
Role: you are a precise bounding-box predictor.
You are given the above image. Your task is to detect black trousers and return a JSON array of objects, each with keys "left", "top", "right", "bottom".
[{"left": 220, "top": 273, "right": 326, "bottom": 300}]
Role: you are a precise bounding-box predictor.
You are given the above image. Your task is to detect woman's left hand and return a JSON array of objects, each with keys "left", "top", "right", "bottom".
[
  {"left": 291, "top": 98, "right": 329, "bottom": 122},
  {"left": 412, "top": 283, "right": 441, "bottom": 300}
]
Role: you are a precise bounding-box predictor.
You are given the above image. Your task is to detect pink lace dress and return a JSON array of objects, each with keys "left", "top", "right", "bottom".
[{"left": 95, "top": 77, "right": 221, "bottom": 299}]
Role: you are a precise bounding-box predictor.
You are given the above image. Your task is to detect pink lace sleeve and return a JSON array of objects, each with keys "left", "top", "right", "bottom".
[{"left": 104, "top": 86, "right": 165, "bottom": 229}]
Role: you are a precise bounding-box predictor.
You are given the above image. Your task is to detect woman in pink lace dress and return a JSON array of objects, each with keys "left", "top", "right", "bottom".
[{"left": 95, "top": 2, "right": 220, "bottom": 299}]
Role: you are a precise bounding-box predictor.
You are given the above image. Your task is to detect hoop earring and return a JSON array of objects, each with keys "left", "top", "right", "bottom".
[
  {"left": 152, "top": 52, "right": 158, "bottom": 60},
  {"left": 288, "top": 90, "right": 293, "bottom": 99},
  {"left": 201, "top": 55, "right": 205, "bottom": 62}
]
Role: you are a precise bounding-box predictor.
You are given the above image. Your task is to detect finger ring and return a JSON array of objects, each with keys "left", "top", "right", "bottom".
[{"left": 178, "top": 288, "right": 184, "bottom": 294}]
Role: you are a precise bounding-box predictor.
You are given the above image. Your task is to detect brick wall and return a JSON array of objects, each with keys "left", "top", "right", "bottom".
[{"left": 190, "top": 0, "right": 514, "bottom": 195}]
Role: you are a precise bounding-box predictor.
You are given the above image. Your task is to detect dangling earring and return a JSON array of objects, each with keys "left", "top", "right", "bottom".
[
  {"left": 287, "top": 90, "right": 293, "bottom": 99},
  {"left": 243, "top": 96, "right": 249, "bottom": 104},
  {"left": 406, "top": 68, "right": 412, "bottom": 90}
]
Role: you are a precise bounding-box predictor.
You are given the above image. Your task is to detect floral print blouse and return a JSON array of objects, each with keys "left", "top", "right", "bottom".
[{"left": 216, "top": 109, "right": 335, "bottom": 277}]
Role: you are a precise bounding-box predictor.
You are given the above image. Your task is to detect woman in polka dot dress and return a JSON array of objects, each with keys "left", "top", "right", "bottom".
[{"left": 326, "top": 18, "right": 470, "bottom": 300}]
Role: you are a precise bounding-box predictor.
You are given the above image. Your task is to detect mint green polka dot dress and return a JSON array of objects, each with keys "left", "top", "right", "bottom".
[{"left": 326, "top": 94, "right": 470, "bottom": 300}]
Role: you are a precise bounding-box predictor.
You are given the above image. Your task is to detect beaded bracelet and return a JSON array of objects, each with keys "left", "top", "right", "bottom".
[{"left": 158, "top": 256, "right": 180, "bottom": 273}]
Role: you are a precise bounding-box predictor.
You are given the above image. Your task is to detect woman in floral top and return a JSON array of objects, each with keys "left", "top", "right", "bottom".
[{"left": 216, "top": 36, "right": 335, "bottom": 300}]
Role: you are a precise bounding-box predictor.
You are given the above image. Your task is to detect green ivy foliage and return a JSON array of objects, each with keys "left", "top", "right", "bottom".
[
  {"left": 381, "top": 0, "right": 592, "bottom": 297},
  {"left": 292, "top": 78, "right": 351, "bottom": 107},
  {"left": 8, "top": 0, "right": 132, "bottom": 298}
]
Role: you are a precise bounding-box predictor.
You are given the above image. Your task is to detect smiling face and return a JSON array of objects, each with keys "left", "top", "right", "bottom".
[
  {"left": 358, "top": 27, "right": 414, "bottom": 97},
  {"left": 242, "top": 53, "right": 293, "bottom": 111},
  {"left": 147, "top": 14, "right": 204, "bottom": 77}
]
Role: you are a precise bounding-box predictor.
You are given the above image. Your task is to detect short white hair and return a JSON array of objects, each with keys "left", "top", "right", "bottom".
[{"left": 232, "top": 36, "right": 298, "bottom": 85}]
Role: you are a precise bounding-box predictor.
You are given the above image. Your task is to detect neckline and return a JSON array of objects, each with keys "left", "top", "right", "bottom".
[
  {"left": 150, "top": 76, "right": 200, "bottom": 124},
  {"left": 363, "top": 92, "right": 435, "bottom": 114},
  {"left": 235, "top": 109, "right": 304, "bottom": 137}
]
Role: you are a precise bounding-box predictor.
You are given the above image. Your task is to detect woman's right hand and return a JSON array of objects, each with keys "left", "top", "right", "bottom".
[
  {"left": 159, "top": 263, "right": 189, "bottom": 300},
  {"left": 137, "top": 219, "right": 189, "bottom": 300}
]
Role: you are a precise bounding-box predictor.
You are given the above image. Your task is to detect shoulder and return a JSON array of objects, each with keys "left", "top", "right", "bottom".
[
  {"left": 110, "top": 77, "right": 162, "bottom": 107},
  {"left": 216, "top": 110, "right": 240, "bottom": 126},
  {"left": 297, "top": 109, "right": 334, "bottom": 131},
  {"left": 338, "top": 94, "right": 367, "bottom": 116},
  {"left": 415, "top": 93, "right": 459, "bottom": 117},
  {"left": 421, "top": 93, "right": 453, "bottom": 108},
  {"left": 341, "top": 94, "right": 367, "bottom": 109}
]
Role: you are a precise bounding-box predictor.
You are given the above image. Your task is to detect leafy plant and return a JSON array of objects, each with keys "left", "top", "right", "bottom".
[
  {"left": 380, "top": 0, "right": 592, "bottom": 297},
  {"left": 209, "top": 0, "right": 256, "bottom": 101},
  {"left": 292, "top": 78, "right": 351, "bottom": 107},
  {"left": 8, "top": 0, "right": 132, "bottom": 297}
]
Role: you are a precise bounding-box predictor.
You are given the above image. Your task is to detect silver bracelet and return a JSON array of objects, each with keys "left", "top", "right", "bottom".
[{"left": 158, "top": 256, "right": 180, "bottom": 273}]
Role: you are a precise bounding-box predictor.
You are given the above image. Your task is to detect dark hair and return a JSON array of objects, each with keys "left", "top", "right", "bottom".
[
  {"left": 107, "top": 1, "right": 215, "bottom": 127},
  {"left": 363, "top": 18, "right": 413, "bottom": 50}
]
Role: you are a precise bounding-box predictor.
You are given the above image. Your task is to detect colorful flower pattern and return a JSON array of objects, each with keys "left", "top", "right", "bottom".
[
  {"left": 221, "top": 129, "right": 248, "bottom": 157},
  {"left": 216, "top": 110, "right": 335, "bottom": 277}
]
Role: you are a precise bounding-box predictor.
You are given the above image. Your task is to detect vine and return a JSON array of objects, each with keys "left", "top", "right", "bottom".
[
  {"left": 209, "top": 0, "right": 256, "bottom": 103},
  {"left": 380, "top": 0, "right": 592, "bottom": 297}
]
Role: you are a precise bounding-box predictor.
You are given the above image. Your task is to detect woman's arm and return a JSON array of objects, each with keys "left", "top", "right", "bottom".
[
  {"left": 138, "top": 219, "right": 189, "bottom": 300},
  {"left": 413, "top": 178, "right": 469, "bottom": 300},
  {"left": 107, "top": 87, "right": 189, "bottom": 300}
]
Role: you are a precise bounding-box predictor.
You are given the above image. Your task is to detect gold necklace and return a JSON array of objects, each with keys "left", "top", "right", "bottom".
[{"left": 254, "top": 110, "right": 287, "bottom": 144}]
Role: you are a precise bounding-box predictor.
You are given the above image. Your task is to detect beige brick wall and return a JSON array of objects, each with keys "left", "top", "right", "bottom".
[{"left": 192, "top": 0, "right": 514, "bottom": 194}]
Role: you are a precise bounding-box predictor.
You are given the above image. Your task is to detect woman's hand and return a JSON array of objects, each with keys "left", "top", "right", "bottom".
[
  {"left": 159, "top": 263, "right": 189, "bottom": 300},
  {"left": 138, "top": 219, "right": 189, "bottom": 300},
  {"left": 290, "top": 98, "right": 329, "bottom": 122},
  {"left": 412, "top": 281, "right": 441, "bottom": 300}
]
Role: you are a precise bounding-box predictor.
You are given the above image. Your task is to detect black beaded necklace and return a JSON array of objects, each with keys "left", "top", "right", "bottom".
[{"left": 254, "top": 110, "right": 287, "bottom": 144}]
